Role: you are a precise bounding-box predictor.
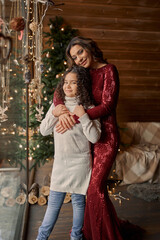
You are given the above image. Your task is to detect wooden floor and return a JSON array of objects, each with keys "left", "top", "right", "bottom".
[{"left": 26, "top": 160, "right": 160, "bottom": 240}]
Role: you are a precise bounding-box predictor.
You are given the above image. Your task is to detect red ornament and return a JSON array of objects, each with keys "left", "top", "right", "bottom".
[{"left": 9, "top": 17, "right": 25, "bottom": 31}]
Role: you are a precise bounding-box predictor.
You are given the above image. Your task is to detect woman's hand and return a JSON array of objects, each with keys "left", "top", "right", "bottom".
[
  {"left": 73, "top": 105, "right": 86, "bottom": 117},
  {"left": 56, "top": 113, "right": 76, "bottom": 133},
  {"left": 52, "top": 104, "right": 69, "bottom": 117}
]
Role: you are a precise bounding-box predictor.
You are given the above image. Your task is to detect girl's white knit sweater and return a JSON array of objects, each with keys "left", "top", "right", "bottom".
[{"left": 40, "top": 97, "right": 101, "bottom": 195}]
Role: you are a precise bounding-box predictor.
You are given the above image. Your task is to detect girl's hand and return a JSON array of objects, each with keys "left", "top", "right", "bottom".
[
  {"left": 73, "top": 105, "right": 85, "bottom": 118},
  {"left": 52, "top": 104, "right": 69, "bottom": 117},
  {"left": 56, "top": 113, "right": 76, "bottom": 133}
]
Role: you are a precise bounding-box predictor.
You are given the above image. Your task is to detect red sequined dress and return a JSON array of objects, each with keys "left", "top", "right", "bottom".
[
  {"left": 53, "top": 64, "right": 144, "bottom": 240},
  {"left": 82, "top": 64, "right": 123, "bottom": 240}
]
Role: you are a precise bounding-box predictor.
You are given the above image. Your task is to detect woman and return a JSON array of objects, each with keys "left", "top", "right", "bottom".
[{"left": 54, "top": 36, "right": 144, "bottom": 240}]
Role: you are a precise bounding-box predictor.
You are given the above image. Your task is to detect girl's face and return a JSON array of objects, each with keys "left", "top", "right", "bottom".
[
  {"left": 70, "top": 44, "right": 93, "bottom": 68},
  {"left": 63, "top": 72, "right": 78, "bottom": 97}
]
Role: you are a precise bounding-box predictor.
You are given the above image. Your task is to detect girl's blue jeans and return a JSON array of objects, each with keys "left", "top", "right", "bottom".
[{"left": 36, "top": 190, "right": 85, "bottom": 240}]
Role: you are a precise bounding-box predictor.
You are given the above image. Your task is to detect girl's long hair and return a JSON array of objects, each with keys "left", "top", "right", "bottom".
[
  {"left": 66, "top": 36, "right": 107, "bottom": 68},
  {"left": 56, "top": 65, "right": 93, "bottom": 109}
]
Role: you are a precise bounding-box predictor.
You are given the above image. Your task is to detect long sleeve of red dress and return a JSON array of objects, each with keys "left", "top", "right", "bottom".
[{"left": 86, "top": 64, "right": 119, "bottom": 120}]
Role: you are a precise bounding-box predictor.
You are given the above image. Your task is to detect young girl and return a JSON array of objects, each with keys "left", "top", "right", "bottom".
[{"left": 36, "top": 65, "right": 101, "bottom": 240}]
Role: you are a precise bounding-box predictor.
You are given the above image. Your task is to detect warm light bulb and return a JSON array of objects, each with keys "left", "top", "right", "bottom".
[{"left": 46, "top": 52, "right": 50, "bottom": 58}]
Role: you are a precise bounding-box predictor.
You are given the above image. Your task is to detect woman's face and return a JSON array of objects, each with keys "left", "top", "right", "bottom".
[
  {"left": 70, "top": 44, "right": 93, "bottom": 68},
  {"left": 63, "top": 72, "right": 78, "bottom": 97}
]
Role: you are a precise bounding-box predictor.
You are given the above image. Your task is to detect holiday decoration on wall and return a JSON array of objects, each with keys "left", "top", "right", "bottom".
[
  {"left": 0, "top": 0, "right": 76, "bottom": 171},
  {"left": 0, "top": 0, "right": 60, "bottom": 168},
  {"left": 29, "top": 16, "right": 78, "bottom": 169},
  {"left": 24, "top": 0, "right": 64, "bottom": 123}
]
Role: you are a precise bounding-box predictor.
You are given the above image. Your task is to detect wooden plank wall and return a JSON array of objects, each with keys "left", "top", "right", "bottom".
[{"left": 44, "top": 0, "right": 160, "bottom": 122}]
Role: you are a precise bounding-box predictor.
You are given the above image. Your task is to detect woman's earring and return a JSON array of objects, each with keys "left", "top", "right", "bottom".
[{"left": 93, "top": 56, "right": 97, "bottom": 62}]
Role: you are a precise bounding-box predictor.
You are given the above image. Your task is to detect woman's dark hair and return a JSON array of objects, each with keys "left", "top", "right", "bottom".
[
  {"left": 66, "top": 36, "right": 107, "bottom": 68},
  {"left": 56, "top": 65, "right": 93, "bottom": 109}
]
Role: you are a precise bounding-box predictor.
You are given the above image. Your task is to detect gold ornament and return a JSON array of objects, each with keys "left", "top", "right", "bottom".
[
  {"left": 35, "top": 106, "right": 44, "bottom": 122},
  {"left": 37, "top": 83, "right": 45, "bottom": 99},
  {"left": 0, "top": 106, "right": 8, "bottom": 122},
  {"left": 29, "top": 22, "right": 38, "bottom": 32}
]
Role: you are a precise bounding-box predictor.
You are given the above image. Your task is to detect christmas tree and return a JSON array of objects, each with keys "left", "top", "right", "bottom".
[{"left": 29, "top": 16, "right": 78, "bottom": 169}]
